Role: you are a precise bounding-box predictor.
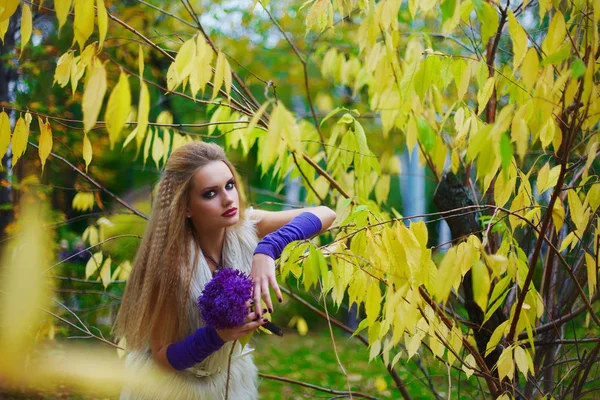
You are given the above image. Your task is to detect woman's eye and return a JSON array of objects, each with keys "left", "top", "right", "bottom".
[
  {"left": 226, "top": 181, "right": 235, "bottom": 190},
  {"left": 202, "top": 191, "right": 216, "bottom": 199}
]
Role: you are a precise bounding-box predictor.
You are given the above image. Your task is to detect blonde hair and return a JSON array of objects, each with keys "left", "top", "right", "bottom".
[{"left": 113, "top": 141, "right": 246, "bottom": 350}]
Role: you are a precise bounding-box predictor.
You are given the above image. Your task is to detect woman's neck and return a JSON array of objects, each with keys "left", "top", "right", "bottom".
[{"left": 195, "top": 227, "right": 226, "bottom": 264}]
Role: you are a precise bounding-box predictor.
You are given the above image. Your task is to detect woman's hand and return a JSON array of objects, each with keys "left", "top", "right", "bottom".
[
  {"left": 250, "top": 253, "right": 282, "bottom": 319},
  {"left": 216, "top": 301, "right": 269, "bottom": 342}
]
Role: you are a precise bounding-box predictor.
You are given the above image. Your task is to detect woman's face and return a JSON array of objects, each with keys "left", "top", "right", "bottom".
[{"left": 187, "top": 161, "right": 240, "bottom": 231}]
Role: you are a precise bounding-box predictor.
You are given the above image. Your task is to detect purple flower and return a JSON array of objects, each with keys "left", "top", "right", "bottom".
[{"left": 197, "top": 268, "right": 253, "bottom": 330}]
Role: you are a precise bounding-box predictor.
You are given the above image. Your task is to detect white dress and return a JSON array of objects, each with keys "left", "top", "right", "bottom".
[{"left": 119, "top": 215, "right": 260, "bottom": 400}]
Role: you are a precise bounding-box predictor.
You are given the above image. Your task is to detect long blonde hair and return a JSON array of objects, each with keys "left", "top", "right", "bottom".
[{"left": 114, "top": 141, "right": 246, "bottom": 350}]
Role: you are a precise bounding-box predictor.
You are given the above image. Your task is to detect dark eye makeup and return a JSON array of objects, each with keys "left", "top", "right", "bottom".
[{"left": 201, "top": 178, "right": 235, "bottom": 199}]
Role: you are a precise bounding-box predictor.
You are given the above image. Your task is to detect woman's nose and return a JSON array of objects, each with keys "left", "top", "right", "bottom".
[{"left": 222, "top": 191, "right": 234, "bottom": 206}]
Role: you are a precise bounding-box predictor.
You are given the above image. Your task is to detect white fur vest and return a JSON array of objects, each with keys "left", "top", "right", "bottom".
[{"left": 120, "top": 213, "right": 260, "bottom": 400}]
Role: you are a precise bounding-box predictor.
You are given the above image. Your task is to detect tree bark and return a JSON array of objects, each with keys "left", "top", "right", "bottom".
[
  {"left": 0, "top": 15, "right": 18, "bottom": 241},
  {"left": 432, "top": 171, "right": 506, "bottom": 372}
]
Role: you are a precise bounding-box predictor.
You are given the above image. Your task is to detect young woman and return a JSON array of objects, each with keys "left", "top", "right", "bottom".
[{"left": 114, "top": 142, "right": 336, "bottom": 399}]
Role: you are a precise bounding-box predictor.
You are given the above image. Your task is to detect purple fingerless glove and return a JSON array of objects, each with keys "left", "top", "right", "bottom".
[
  {"left": 166, "top": 326, "right": 225, "bottom": 371},
  {"left": 254, "top": 212, "right": 322, "bottom": 260}
]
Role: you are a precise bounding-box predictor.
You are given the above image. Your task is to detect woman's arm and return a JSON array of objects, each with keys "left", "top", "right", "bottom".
[
  {"left": 253, "top": 206, "right": 337, "bottom": 238},
  {"left": 150, "top": 305, "right": 267, "bottom": 371},
  {"left": 250, "top": 206, "right": 337, "bottom": 317}
]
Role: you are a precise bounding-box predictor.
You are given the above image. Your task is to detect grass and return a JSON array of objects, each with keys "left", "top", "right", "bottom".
[{"left": 253, "top": 330, "right": 395, "bottom": 399}]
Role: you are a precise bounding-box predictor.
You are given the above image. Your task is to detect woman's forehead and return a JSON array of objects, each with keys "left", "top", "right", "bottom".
[{"left": 191, "top": 161, "right": 233, "bottom": 189}]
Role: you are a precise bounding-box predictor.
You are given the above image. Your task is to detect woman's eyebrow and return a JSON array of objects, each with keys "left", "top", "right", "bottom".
[{"left": 200, "top": 176, "right": 234, "bottom": 192}]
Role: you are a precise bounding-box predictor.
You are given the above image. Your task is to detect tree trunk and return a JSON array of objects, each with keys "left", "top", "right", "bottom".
[
  {"left": 0, "top": 15, "right": 18, "bottom": 241},
  {"left": 432, "top": 171, "right": 506, "bottom": 372}
]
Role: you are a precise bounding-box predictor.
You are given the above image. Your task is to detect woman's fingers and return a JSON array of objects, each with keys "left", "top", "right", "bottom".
[
  {"left": 244, "top": 309, "right": 268, "bottom": 324},
  {"left": 268, "top": 274, "right": 283, "bottom": 304},
  {"left": 253, "top": 283, "right": 262, "bottom": 318},
  {"left": 261, "top": 281, "right": 272, "bottom": 314}
]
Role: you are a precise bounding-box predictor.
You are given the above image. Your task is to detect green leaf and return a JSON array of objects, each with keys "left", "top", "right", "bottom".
[
  {"left": 571, "top": 58, "right": 586, "bottom": 78},
  {"left": 416, "top": 118, "right": 435, "bottom": 153},
  {"left": 499, "top": 133, "right": 513, "bottom": 171},
  {"left": 441, "top": 0, "right": 457, "bottom": 21},
  {"left": 474, "top": 0, "right": 499, "bottom": 44}
]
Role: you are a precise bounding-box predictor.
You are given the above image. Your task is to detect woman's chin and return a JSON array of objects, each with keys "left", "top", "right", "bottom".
[{"left": 223, "top": 214, "right": 240, "bottom": 226}]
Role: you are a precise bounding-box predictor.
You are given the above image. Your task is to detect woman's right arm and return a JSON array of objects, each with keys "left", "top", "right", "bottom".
[{"left": 150, "top": 307, "right": 268, "bottom": 371}]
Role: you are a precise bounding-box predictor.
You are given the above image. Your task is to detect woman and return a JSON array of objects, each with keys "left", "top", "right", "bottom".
[{"left": 114, "top": 142, "right": 336, "bottom": 399}]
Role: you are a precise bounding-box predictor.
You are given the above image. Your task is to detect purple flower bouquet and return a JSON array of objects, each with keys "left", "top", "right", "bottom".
[
  {"left": 197, "top": 268, "right": 253, "bottom": 329},
  {"left": 197, "top": 268, "right": 283, "bottom": 336}
]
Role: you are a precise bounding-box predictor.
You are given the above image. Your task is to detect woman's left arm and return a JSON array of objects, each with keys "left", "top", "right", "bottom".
[
  {"left": 254, "top": 206, "right": 337, "bottom": 238},
  {"left": 250, "top": 206, "right": 336, "bottom": 317}
]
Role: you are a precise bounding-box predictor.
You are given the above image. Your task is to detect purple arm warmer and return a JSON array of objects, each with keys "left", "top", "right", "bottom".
[
  {"left": 166, "top": 326, "right": 225, "bottom": 371},
  {"left": 254, "top": 212, "right": 323, "bottom": 260}
]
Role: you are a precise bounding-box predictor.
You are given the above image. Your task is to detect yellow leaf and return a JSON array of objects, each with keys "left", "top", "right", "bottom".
[
  {"left": 73, "top": 0, "right": 95, "bottom": 50},
  {"left": 211, "top": 51, "right": 225, "bottom": 100},
  {"left": 585, "top": 252, "right": 597, "bottom": 297},
  {"left": 82, "top": 61, "right": 107, "bottom": 133},
  {"left": 138, "top": 44, "right": 144, "bottom": 76},
  {"left": 72, "top": 192, "right": 94, "bottom": 212},
  {"left": 539, "top": 119, "right": 555, "bottom": 149},
  {"left": 472, "top": 259, "right": 490, "bottom": 312},
  {"left": 462, "top": 354, "right": 476, "bottom": 378},
  {"left": 0, "top": 0, "right": 19, "bottom": 23},
  {"left": 174, "top": 38, "right": 196, "bottom": 81},
  {"left": 0, "top": 200, "right": 51, "bottom": 366},
  {"left": 559, "top": 231, "right": 576, "bottom": 252},
  {"left": 82, "top": 225, "right": 98, "bottom": 246},
  {"left": 100, "top": 257, "right": 111, "bottom": 289},
  {"left": 20, "top": 4, "right": 32, "bottom": 54},
  {"left": 55, "top": 0, "right": 73, "bottom": 32},
  {"left": 477, "top": 77, "right": 495, "bottom": 115},
  {"left": 494, "top": 169, "right": 516, "bottom": 208},
  {"left": 551, "top": 197, "right": 565, "bottom": 234},
  {"left": 588, "top": 183, "right": 600, "bottom": 213},
  {"left": 406, "top": 114, "right": 417, "bottom": 153},
  {"left": 105, "top": 72, "right": 131, "bottom": 149},
  {"left": 0, "top": 111, "right": 11, "bottom": 159},
  {"left": 568, "top": 189, "right": 590, "bottom": 235},
  {"left": 0, "top": 18, "right": 9, "bottom": 43},
  {"left": 508, "top": 11, "right": 527, "bottom": 69},
  {"left": 118, "top": 260, "right": 132, "bottom": 280},
  {"left": 369, "top": 339, "right": 382, "bottom": 361},
  {"left": 434, "top": 246, "right": 459, "bottom": 303},
  {"left": 536, "top": 162, "right": 557, "bottom": 195},
  {"left": 11, "top": 117, "right": 29, "bottom": 166},
  {"left": 223, "top": 54, "right": 232, "bottom": 101},
  {"left": 520, "top": 48, "right": 539, "bottom": 91},
  {"left": 375, "top": 174, "right": 390, "bottom": 204},
  {"left": 54, "top": 51, "right": 74, "bottom": 88},
  {"left": 142, "top": 126, "right": 153, "bottom": 168},
  {"left": 162, "top": 129, "right": 171, "bottom": 165},
  {"left": 296, "top": 316, "right": 308, "bottom": 336},
  {"left": 38, "top": 117, "right": 52, "bottom": 173},
  {"left": 96, "top": 0, "right": 107, "bottom": 49},
  {"left": 166, "top": 62, "right": 179, "bottom": 92},
  {"left": 497, "top": 348, "right": 514, "bottom": 381},
  {"left": 582, "top": 142, "right": 598, "bottom": 180},
  {"left": 514, "top": 346, "right": 529, "bottom": 377},
  {"left": 83, "top": 133, "right": 92, "bottom": 172},
  {"left": 486, "top": 320, "right": 508, "bottom": 356},
  {"left": 136, "top": 82, "right": 150, "bottom": 154},
  {"left": 151, "top": 130, "right": 163, "bottom": 170},
  {"left": 366, "top": 280, "right": 382, "bottom": 324},
  {"left": 85, "top": 251, "right": 103, "bottom": 279},
  {"left": 542, "top": 11, "right": 566, "bottom": 56}
]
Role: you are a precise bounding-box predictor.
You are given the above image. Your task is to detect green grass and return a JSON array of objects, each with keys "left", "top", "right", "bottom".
[{"left": 253, "top": 331, "right": 395, "bottom": 399}]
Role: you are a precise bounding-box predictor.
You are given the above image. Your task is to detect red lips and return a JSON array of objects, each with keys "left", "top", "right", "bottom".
[{"left": 222, "top": 207, "right": 237, "bottom": 217}]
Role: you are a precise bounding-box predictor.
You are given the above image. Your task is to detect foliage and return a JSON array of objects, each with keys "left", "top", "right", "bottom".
[{"left": 0, "top": 0, "right": 598, "bottom": 399}]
